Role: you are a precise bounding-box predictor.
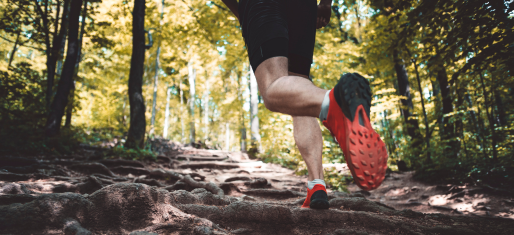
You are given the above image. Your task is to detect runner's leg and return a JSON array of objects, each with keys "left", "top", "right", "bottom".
[
  {"left": 254, "top": 57, "right": 327, "bottom": 117},
  {"left": 293, "top": 116, "right": 323, "bottom": 180}
]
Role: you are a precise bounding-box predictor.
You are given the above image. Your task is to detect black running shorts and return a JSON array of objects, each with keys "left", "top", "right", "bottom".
[{"left": 238, "top": 0, "right": 317, "bottom": 77}]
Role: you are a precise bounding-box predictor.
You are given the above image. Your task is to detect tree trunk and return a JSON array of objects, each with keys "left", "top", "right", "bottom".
[
  {"left": 46, "top": 0, "right": 71, "bottom": 111},
  {"left": 64, "top": 1, "right": 88, "bottom": 129},
  {"left": 493, "top": 87, "right": 507, "bottom": 127},
  {"left": 249, "top": 68, "right": 261, "bottom": 157},
  {"left": 238, "top": 70, "right": 247, "bottom": 152},
  {"left": 435, "top": 61, "right": 454, "bottom": 137},
  {"left": 479, "top": 72, "right": 497, "bottom": 161},
  {"left": 203, "top": 78, "right": 210, "bottom": 141},
  {"left": 188, "top": 62, "right": 196, "bottom": 144},
  {"left": 411, "top": 58, "right": 431, "bottom": 162},
  {"left": 225, "top": 123, "right": 230, "bottom": 151},
  {"left": 163, "top": 84, "right": 171, "bottom": 139},
  {"left": 433, "top": 55, "right": 460, "bottom": 158},
  {"left": 64, "top": 81, "right": 75, "bottom": 128},
  {"left": 149, "top": 45, "right": 160, "bottom": 136},
  {"left": 149, "top": 0, "right": 164, "bottom": 136},
  {"left": 8, "top": 32, "right": 21, "bottom": 68},
  {"left": 125, "top": 0, "right": 147, "bottom": 149},
  {"left": 44, "top": 0, "right": 83, "bottom": 137},
  {"left": 180, "top": 77, "right": 185, "bottom": 143},
  {"left": 393, "top": 52, "right": 422, "bottom": 147}
]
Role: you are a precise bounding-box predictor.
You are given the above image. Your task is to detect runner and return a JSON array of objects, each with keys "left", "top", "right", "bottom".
[{"left": 221, "top": 0, "right": 388, "bottom": 209}]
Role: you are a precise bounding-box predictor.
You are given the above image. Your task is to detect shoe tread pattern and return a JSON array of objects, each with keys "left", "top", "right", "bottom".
[{"left": 333, "top": 73, "right": 372, "bottom": 121}]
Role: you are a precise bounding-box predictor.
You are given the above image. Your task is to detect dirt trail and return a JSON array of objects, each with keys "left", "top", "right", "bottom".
[{"left": 1, "top": 141, "right": 513, "bottom": 234}]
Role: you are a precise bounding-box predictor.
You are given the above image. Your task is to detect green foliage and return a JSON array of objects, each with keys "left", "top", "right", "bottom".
[
  {"left": 0, "top": 62, "right": 46, "bottom": 128},
  {"left": 106, "top": 145, "right": 156, "bottom": 161},
  {"left": 324, "top": 167, "right": 351, "bottom": 192}
]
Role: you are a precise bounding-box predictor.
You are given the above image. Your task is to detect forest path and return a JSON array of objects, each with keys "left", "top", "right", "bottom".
[{"left": 1, "top": 141, "right": 513, "bottom": 234}]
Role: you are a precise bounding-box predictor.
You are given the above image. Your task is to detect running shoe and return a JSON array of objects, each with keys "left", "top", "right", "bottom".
[
  {"left": 301, "top": 184, "right": 330, "bottom": 209},
  {"left": 322, "top": 73, "right": 388, "bottom": 191}
]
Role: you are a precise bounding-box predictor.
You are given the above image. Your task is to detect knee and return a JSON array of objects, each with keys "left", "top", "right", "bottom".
[
  {"left": 260, "top": 93, "right": 280, "bottom": 112},
  {"left": 262, "top": 96, "right": 279, "bottom": 113}
]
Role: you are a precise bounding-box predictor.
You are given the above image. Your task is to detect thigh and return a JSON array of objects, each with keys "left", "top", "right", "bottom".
[
  {"left": 286, "top": 0, "right": 317, "bottom": 77},
  {"left": 239, "top": 0, "right": 289, "bottom": 72}
]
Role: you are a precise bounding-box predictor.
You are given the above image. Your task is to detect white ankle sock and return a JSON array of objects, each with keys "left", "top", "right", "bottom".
[
  {"left": 308, "top": 179, "right": 326, "bottom": 190},
  {"left": 319, "top": 90, "right": 331, "bottom": 121}
]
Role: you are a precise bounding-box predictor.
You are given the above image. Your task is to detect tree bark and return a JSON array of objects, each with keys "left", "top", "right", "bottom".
[
  {"left": 435, "top": 60, "right": 454, "bottom": 138},
  {"left": 478, "top": 72, "right": 497, "bottom": 161},
  {"left": 249, "top": 68, "right": 261, "bottom": 156},
  {"left": 393, "top": 52, "right": 422, "bottom": 147},
  {"left": 125, "top": 0, "right": 147, "bottom": 149},
  {"left": 188, "top": 62, "right": 196, "bottom": 144},
  {"left": 180, "top": 77, "right": 185, "bottom": 143},
  {"left": 149, "top": 0, "right": 164, "bottom": 136},
  {"left": 225, "top": 123, "right": 230, "bottom": 151},
  {"left": 432, "top": 54, "right": 460, "bottom": 158},
  {"left": 64, "top": 1, "right": 88, "bottom": 129},
  {"left": 149, "top": 45, "right": 160, "bottom": 136},
  {"left": 411, "top": 58, "right": 430, "bottom": 162},
  {"left": 7, "top": 32, "right": 21, "bottom": 68},
  {"left": 493, "top": 86, "right": 507, "bottom": 127},
  {"left": 238, "top": 71, "right": 247, "bottom": 152},
  {"left": 45, "top": 0, "right": 83, "bottom": 137},
  {"left": 203, "top": 78, "right": 210, "bottom": 141},
  {"left": 64, "top": 81, "right": 75, "bottom": 128},
  {"left": 163, "top": 84, "right": 171, "bottom": 139},
  {"left": 45, "top": 0, "right": 71, "bottom": 111}
]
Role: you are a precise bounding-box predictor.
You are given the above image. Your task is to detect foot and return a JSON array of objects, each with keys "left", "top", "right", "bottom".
[
  {"left": 301, "top": 184, "right": 330, "bottom": 209},
  {"left": 323, "top": 73, "right": 388, "bottom": 191}
]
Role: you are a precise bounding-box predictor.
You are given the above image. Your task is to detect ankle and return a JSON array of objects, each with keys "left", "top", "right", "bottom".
[{"left": 308, "top": 179, "right": 326, "bottom": 190}]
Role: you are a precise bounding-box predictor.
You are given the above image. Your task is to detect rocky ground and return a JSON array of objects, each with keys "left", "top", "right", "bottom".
[{"left": 1, "top": 140, "right": 513, "bottom": 234}]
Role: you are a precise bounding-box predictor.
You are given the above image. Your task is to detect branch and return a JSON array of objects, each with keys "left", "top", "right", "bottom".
[{"left": 0, "top": 36, "right": 45, "bottom": 51}]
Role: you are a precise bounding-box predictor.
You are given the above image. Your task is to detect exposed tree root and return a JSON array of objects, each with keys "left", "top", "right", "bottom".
[
  {"left": 98, "top": 159, "right": 145, "bottom": 168},
  {"left": 174, "top": 154, "right": 228, "bottom": 161},
  {"left": 241, "top": 189, "right": 306, "bottom": 199},
  {"left": 134, "top": 178, "right": 165, "bottom": 187},
  {"left": 178, "top": 161, "right": 242, "bottom": 169},
  {"left": 68, "top": 162, "right": 116, "bottom": 177},
  {"left": 110, "top": 166, "right": 150, "bottom": 175},
  {"left": 1, "top": 183, "right": 513, "bottom": 234},
  {"left": 148, "top": 168, "right": 184, "bottom": 181},
  {"left": 225, "top": 176, "right": 251, "bottom": 182},
  {"left": 182, "top": 175, "right": 224, "bottom": 197},
  {"left": 329, "top": 197, "right": 396, "bottom": 213}
]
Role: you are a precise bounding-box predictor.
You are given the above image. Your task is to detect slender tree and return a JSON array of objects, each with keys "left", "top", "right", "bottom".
[
  {"left": 249, "top": 67, "right": 260, "bottom": 156},
  {"left": 45, "top": 0, "right": 83, "bottom": 137},
  {"left": 203, "top": 77, "right": 211, "bottom": 141},
  {"left": 149, "top": 0, "right": 165, "bottom": 136},
  {"left": 36, "top": 0, "right": 72, "bottom": 110},
  {"left": 393, "top": 51, "right": 422, "bottom": 148},
  {"left": 188, "top": 61, "right": 196, "bottom": 144},
  {"left": 7, "top": 31, "right": 21, "bottom": 68},
  {"left": 126, "top": 0, "right": 147, "bottom": 149},
  {"left": 162, "top": 84, "right": 172, "bottom": 139},
  {"left": 65, "top": 0, "right": 88, "bottom": 128}
]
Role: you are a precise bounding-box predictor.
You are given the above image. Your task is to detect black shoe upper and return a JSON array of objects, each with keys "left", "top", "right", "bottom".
[
  {"left": 333, "top": 73, "right": 372, "bottom": 122},
  {"left": 310, "top": 190, "right": 330, "bottom": 209}
]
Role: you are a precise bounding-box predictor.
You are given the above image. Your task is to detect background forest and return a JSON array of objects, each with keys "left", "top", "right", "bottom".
[{"left": 1, "top": 0, "right": 513, "bottom": 190}]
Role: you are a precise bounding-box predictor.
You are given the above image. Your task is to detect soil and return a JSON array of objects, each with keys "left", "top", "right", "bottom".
[{"left": 1, "top": 140, "right": 513, "bottom": 234}]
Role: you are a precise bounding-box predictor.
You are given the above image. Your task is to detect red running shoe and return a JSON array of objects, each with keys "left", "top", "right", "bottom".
[
  {"left": 323, "top": 73, "right": 388, "bottom": 191},
  {"left": 301, "top": 184, "right": 329, "bottom": 209}
]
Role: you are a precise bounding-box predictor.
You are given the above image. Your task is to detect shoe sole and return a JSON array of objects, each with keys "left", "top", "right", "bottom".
[
  {"left": 309, "top": 199, "right": 330, "bottom": 209},
  {"left": 331, "top": 73, "right": 388, "bottom": 191}
]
